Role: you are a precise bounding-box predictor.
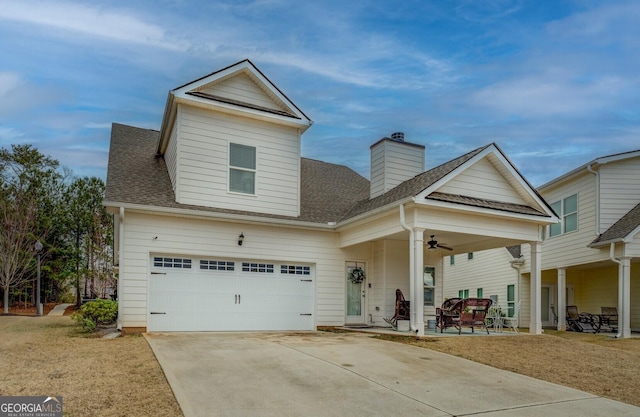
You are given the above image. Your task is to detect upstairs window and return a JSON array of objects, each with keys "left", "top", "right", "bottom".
[
  {"left": 229, "top": 143, "right": 256, "bottom": 194},
  {"left": 550, "top": 194, "right": 578, "bottom": 237}
]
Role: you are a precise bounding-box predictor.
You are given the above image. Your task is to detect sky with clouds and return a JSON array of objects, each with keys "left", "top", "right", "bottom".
[{"left": 0, "top": 0, "right": 638, "bottom": 187}]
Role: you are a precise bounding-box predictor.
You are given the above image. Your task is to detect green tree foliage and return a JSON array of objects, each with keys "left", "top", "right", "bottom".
[
  {"left": 64, "top": 177, "right": 113, "bottom": 307},
  {"left": 0, "top": 144, "right": 113, "bottom": 313}
]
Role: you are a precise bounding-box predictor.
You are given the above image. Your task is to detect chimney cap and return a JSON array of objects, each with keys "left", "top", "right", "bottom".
[{"left": 390, "top": 132, "right": 404, "bottom": 142}]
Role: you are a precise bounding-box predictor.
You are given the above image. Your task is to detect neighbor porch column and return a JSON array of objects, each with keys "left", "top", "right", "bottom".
[
  {"left": 529, "top": 241, "right": 542, "bottom": 334},
  {"left": 557, "top": 268, "right": 566, "bottom": 331},
  {"left": 620, "top": 256, "right": 631, "bottom": 338},
  {"left": 413, "top": 228, "right": 425, "bottom": 336}
]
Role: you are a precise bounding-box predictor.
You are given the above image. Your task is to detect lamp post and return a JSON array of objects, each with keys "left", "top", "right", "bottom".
[{"left": 35, "top": 240, "right": 43, "bottom": 317}]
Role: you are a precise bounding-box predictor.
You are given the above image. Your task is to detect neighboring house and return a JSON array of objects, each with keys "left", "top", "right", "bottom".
[
  {"left": 104, "top": 59, "right": 557, "bottom": 334},
  {"left": 444, "top": 150, "right": 640, "bottom": 338}
]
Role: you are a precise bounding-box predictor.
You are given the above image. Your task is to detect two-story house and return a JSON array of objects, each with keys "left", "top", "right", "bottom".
[
  {"left": 444, "top": 150, "right": 640, "bottom": 338},
  {"left": 104, "top": 60, "right": 557, "bottom": 334}
]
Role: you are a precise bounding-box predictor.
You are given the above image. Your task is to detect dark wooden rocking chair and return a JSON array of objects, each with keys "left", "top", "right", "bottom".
[{"left": 384, "top": 289, "right": 410, "bottom": 330}]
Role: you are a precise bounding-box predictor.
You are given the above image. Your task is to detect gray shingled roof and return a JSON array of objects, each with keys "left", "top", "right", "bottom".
[
  {"left": 427, "top": 192, "right": 546, "bottom": 216},
  {"left": 105, "top": 123, "right": 368, "bottom": 224},
  {"left": 105, "top": 124, "right": 550, "bottom": 226},
  {"left": 590, "top": 202, "right": 640, "bottom": 246},
  {"left": 506, "top": 245, "right": 522, "bottom": 258}
]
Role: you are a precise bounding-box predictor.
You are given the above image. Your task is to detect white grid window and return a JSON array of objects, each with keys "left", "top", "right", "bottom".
[
  {"left": 200, "top": 260, "right": 235, "bottom": 271},
  {"left": 153, "top": 257, "right": 192, "bottom": 269},
  {"left": 242, "top": 262, "right": 274, "bottom": 273},
  {"left": 280, "top": 265, "right": 311, "bottom": 275},
  {"left": 229, "top": 143, "right": 256, "bottom": 194}
]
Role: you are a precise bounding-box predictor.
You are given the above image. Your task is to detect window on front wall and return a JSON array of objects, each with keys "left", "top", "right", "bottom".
[
  {"left": 423, "top": 266, "right": 435, "bottom": 306},
  {"left": 477, "top": 288, "right": 483, "bottom": 298},
  {"left": 450, "top": 255, "right": 455, "bottom": 265},
  {"left": 229, "top": 143, "right": 256, "bottom": 194},
  {"left": 458, "top": 289, "right": 469, "bottom": 299},
  {"left": 549, "top": 194, "right": 577, "bottom": 237},
  {"left": 507, "top": 284, "right": 515, "bottom": 317}
]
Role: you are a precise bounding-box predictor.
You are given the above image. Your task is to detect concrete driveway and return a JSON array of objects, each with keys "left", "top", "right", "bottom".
[{"left": 145, "top": 331, "right": 639, "bottom": 417}]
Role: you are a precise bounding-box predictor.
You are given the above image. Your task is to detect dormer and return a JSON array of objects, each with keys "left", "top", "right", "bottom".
[{"left": 156, "top": 60, "right": 312, "bottom": 217}]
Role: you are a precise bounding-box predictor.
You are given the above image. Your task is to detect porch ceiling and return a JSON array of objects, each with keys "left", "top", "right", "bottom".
[{"left": 372, "top": 229, "right": 525, "bottom": 256}]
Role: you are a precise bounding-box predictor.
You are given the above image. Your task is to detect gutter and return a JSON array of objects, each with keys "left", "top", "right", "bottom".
[
  {"left": 117, "top": 207, "right": 124, "bottom": 331},
  {"left": 103, "top": 201, "right": 337, "bottom": 230},
  {"left": 509, "top": 256, "right": 525, "bottom": 324},
  {"left": 399, "top": 204, "right": 419, "bottom": 335},
  {"left": 587, "top": 164, "right": 600, "bottom": 236}
]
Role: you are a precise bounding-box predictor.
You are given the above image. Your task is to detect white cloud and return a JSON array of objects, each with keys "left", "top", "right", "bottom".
[
  {"left": 0, "top": 72, "right": 23, "bottom": 97},
  {"left": 0, "top": 1, "right": 188, "bottom": 51}
]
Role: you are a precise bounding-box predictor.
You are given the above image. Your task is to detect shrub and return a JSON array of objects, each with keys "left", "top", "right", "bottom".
[{"left": 72, "top": 299, "right": 118, "bottom": 332}]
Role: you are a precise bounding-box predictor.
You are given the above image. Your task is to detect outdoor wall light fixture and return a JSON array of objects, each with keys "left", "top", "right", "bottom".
[{"left": 238, "top": 233, "right": 244, "bottom": 246}]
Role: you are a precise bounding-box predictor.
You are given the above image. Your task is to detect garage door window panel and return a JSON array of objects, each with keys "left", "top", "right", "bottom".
[
  {"left": 153, "top": 257, "right": 192, "bottom": 269},
  {"left": 200, "top": 260, "right": 235, "bottom": 271},
  {"left": 242, "top": 262, "right": 274, "bottom": 273},
  {"left": 280, "top": 265, "right": 311, "bottom": 275}
]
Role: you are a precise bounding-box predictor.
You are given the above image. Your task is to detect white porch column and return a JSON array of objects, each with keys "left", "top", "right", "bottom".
[
  {"left": 557, "top": 268, "right": 566, "bottom": 331},
  {"left": 620, "top": 256, "right": 632, "bottom": 338},
  {"left": 413, "top": 228, "right": 425, "bottom": 336},
  {"left": 529, "top": 241, "right": 543, "bottom": 334}
]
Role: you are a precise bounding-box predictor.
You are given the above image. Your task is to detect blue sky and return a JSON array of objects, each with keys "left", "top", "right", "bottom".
[{"left": 0, "top": 0, "right": 638, "bottom": 187}]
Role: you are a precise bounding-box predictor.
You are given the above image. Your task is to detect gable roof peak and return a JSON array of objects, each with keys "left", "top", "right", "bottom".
[{"left": 157, "top": 59, "right": 311, "bottom": 154}]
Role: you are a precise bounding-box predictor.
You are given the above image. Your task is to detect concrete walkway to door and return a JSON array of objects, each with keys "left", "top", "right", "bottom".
[{"left": 145, "top": 331, "right": 639, "bottom": 417}]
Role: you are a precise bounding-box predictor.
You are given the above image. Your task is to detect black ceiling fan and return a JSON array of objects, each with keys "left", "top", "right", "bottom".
[{"left": 427, "top": 235, "right": 453, "bottom": 251}]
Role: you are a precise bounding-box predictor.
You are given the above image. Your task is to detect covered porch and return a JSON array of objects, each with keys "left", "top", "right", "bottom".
[
  {"left": 538, "top": 253, "right": 639, "bottom": 338},
  {"left": 338, "top": 201, "right": 555, "bottom": 336}
]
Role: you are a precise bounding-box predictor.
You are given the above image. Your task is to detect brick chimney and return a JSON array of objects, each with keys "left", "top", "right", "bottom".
[{"left": 370, "top": 132, "right": 425, "bottom": 198}]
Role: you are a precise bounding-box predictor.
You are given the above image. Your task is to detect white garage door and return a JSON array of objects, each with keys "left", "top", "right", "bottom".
[{"left": 148, "top": 256, "right": 314, "bottom": 332}]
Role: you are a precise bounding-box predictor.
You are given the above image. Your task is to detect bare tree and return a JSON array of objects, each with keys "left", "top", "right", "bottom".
[
  {"left": 0, "top": 189, "right": 40, "bottom": 313},
  {"left": 0, "top": 145, "right": 60, "bottom": 313}
]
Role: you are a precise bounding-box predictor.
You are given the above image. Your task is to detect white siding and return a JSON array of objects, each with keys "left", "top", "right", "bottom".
[
  {"left": 438, "top": 158, "right": 526, "bottom": 205},
  {"left": 537, "top": 172, "right": 603, "bottom": 269},
  {"left": 443, "top": 248, "right": 518, "bottom": 309},
  {"left": 370, "top": 140, "right": 424, "bottom": 198},
  {"left": 370, "top": 145, "right": 385, "bottom": 198},
  {"left": 165, "top": 121, "right": 178, "bottom": 193},
  {"left": 599, "top": 158, "right": 640, "bottom": 233},
  {"left": 119, "top": 211, "right": 363, "bottom": 329},
  {"left": 198, "top": 73, "right": 285, "bottom": 113},
  {"left": 176, "top": 105, "right": 300, "bottom": 216}
]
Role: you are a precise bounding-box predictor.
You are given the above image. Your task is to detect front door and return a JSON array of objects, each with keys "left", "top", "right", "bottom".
[
  {"left": 541, "top": 285, "right": 556, "bottom": 327},
  {"left": 345, "top": 262, "right": 366, "bottom": 324}
]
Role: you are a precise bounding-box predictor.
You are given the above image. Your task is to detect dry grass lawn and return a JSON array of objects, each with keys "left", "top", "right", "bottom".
[
  {"left": 376, "top": 330, "right": 640, "bottom": 407},
  {"left": 0, "top": 316, "right": 183, "bottom": 417}
]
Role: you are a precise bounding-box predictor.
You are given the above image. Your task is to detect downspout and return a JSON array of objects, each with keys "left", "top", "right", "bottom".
[
  {"left": 587, "top": 164, "right": 600, "bottom": 236},
  {"left": 117, "top": 207, "right": 125, "bottom": 331},
  {"left": 510, "top": 256, "right": 525, "bottom": 324},
  {"left": 609, "top": 242, "right": 623, "bottom": 339},
  {"left": 399, "top": 204, "right": 419, "bottom": 334}
]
